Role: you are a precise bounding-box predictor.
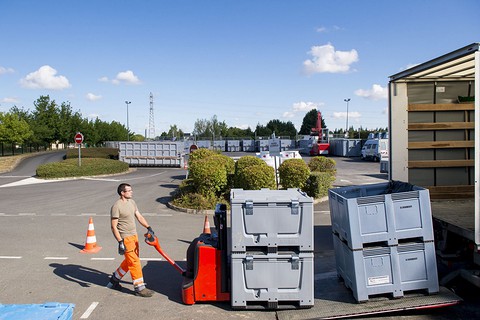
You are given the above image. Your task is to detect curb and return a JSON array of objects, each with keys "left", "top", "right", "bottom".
[{"left": 166, "top": 201, "right": 215, "bottom": 215}]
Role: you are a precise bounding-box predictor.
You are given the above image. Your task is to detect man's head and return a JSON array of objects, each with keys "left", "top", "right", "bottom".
[{"left": 117, "top": 183, "right": 132, "bottom": 197}]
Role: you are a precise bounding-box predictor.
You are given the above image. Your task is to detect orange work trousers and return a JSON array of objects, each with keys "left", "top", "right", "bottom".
[{"left": 113, "top": 234, "right": 145, "bottom": 290}]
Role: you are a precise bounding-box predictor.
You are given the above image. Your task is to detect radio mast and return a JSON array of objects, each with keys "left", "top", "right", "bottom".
[{"left": 148, "top": 92, "right": 155, "bottom": 140}]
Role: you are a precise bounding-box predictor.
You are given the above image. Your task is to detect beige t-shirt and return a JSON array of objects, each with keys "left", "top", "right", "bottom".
[{"left": 111, "top": 198, "right": 138, "bottom": 238}]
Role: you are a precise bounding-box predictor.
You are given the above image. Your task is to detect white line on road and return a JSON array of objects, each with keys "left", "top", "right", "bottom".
[
  {"left": 80, "top": 302, "right": 99, "bottom": 319},
  {"left": 314, "top": 210, "right": 330, "bottom": 214},
  {"left": 44, "top": 257, "right": 69, "bottom": 260},
  {"left": 83, "top": 177, "right": 120, "bottom": 182},
  {"left": 81, "top": 213, "right": 97, "bottom": 216},
  {"left": 91, "top": 257, "right": 115, "bottom": 261},
  {"left": 141, "top": 257, "right": 163, "bottom": 261},
  {"left": 19, "top": 213, "right": 36, "bottom": 216},
  {"left": 0, "top": 256, "right": 22, "bottom": 259}
]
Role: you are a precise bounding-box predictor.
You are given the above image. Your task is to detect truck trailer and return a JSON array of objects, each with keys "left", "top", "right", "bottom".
[{"left": 388, "top": 43, "right": 480, "bottom": 287}]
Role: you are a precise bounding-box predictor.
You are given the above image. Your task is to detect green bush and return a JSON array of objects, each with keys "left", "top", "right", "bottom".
[
  {"left": 171, "top": 192, "right": 219, "bottom": 210},
  {"left": 278, "top": 159, "right": 310, "bottom": 189},
  {"left": 36, "top": 158, "right": 129, "bottom": 178},
  {"left": 308, "top": 156, "right": 336, "bottom": 174},
  {"left": 234, "top": 156, "right": 266, "bottom": 187},
  {"left": 188, "top": 156, "right": 227, "bottom": 197},
  {"left": 302, "top": 171, "right": 336, "bottom": 198},
  {"left": 235, "top": 164, "right": 276, "bottom": 190},
  {"left": 188, "top": 148, "right": 217, "bottom": 163},
  {"left": 66, "top": 147, "right": 119, "bottom": 159}
]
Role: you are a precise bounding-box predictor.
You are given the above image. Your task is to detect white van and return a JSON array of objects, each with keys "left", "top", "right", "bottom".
[{"left": 361, "top": 139, "right": 381, "bottom": 162}]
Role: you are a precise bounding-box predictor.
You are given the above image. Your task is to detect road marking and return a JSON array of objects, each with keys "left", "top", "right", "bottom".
[
  {"left": 19, "top": 213, "right": 36, "bottom": 216},
  {"left": 81, "top": 213, "right": 97, "bottom": 216},
  {"left": 51, "top": 213, "right": 67, "bottom": 216},
  {"left": 44, "top": 257, "right": 69, "bottom": 260},
  {"left": 141, "top": 257, "right": 163, "bottom": 261},
  {"left": 0, "top": 256, "right": 22, "bottom": 259},
  {"left": 91, "top": 257, "right": 115, "bottom": 261},
  {"left": 0, "top": 177, "right": 57, "bottom": 188},
  {"left": 143, "top": 213, "right": 173, "bottom": 217},
  {"left": 83, "top": 177, "right": 120, "bottom": 182},
  {"left": 80, "top": 302, "right": 99, "bottom": 319}
]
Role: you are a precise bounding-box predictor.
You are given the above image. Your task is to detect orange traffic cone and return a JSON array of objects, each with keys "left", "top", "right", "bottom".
[
  {"left": 203, "top": 215, "right": 211, "bottom": 234},
  {"left": 80, "top": 217, "right": 102, "bottom": 253}
]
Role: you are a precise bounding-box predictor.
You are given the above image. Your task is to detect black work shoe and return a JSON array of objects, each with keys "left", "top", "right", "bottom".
[
  {"left": 135, "top": 288, "right": 154, "bottom": 297},
  {"left": 107, "top": 281, "right": 123, "bottom": 291},
  {"left": 106, "top": 276, "right": 123, "bottom": 291}
]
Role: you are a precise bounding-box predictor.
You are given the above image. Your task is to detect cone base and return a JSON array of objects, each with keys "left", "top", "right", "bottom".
[{"left": 80, "top": 246, "right": 102, "bottom": 254}]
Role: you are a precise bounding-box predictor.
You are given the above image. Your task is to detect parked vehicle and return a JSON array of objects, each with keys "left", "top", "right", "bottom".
[{"left": 361, "top": 139, "right": 380, "bottom": 162}]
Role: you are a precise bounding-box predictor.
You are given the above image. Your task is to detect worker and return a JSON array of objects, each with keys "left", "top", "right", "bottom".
[{"left": 107, "top": 183, "right": 155, "bottom": 297}]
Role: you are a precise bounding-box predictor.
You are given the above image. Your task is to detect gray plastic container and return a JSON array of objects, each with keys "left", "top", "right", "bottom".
[
  {"left": 227, "top": 140, "right": 241, "bottom": 152},
  {"left": 333, "top": 234, "right": 438, "bottom": 302},
  {"left": 119, "top": 141, "right": 184, "bottom": 167},
  {"left": 231, "top": 251, "right": 314, "bottom": 309},
  {"left": 241, "top": 140, "right": 255, "bottom": 152},
  {"left": 329, "top": 181, "right": 434, "bottom": 249},
  {"left": 230, "top": 189, "right": 314, "bottom": 251}
]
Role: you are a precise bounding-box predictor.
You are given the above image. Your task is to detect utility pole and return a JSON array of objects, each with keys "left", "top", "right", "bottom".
[{"left": 148, "top": 92, "right": 155, "bottom": 140}]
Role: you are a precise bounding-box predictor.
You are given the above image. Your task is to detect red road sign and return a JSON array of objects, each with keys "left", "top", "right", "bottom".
[{"left": 75, "top": 132, "right": 84, "bottom": 144}]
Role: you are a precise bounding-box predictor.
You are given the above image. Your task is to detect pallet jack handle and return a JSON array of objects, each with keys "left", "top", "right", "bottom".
[{"left": 144, "top": 233, "right": 186, "bottom": 276}]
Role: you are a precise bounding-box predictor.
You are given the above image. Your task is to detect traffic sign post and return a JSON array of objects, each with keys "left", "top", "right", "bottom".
[{"left": 75, "top": 132, "right": 84, "bottom": 167}]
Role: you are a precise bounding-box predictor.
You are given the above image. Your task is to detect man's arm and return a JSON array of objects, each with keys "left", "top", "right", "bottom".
[
  {"left": 135, "top": 210, "right": 151, "bottom": 229},
  {"left": 111, "top": 218, "right": 122, "bottom": 242}
]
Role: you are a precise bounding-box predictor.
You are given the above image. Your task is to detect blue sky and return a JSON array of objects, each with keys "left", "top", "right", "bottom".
[{"left": 1, "top": 0, "right": 479, "bottom": 138}]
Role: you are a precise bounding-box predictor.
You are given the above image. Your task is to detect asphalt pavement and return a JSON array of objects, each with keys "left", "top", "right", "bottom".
[{"left": 0, "top": 153, "right": 478, "bottom": 319}]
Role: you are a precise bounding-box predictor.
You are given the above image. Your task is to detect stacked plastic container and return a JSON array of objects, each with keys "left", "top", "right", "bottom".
[
  {"left": 230, "top": 188, "right": 314, "bottom": 309},
  {"left": 329, "top": 181, "right": 439, "bottom": 302}
]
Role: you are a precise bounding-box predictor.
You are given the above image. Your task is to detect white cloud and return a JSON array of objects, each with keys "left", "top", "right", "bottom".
[
  {"left": 283, "top": 111, "right": 295, "bottom": 118},
  {"left": 20, "top": 65, "right": 71, "bottom": 90},
  {"left": 1, "top": 97, "right": 19, "bottom": 103},
  {"left": 113, "top": 70, "right": 141, "bottom": 85},
  {"left": 86, "top": 93, "right": 102, "bottom": 101},
  {"left": 303, "top": 43, "right": 358, "bottom": 74},
  {"left": 332, "top": 111, "right": 362, "bottom": 120},
  {"left": 234, "top": 124, "right": 250, "bottom": 130},
  {"left": 0, "top": 66, "right": 15, "bottom": 74},
  {"left": 98, "top": 76, "right": 109, "bottom": 82},
  {"left": 355, "top": 84, "right": 388, "bottom": 100},
  {"left": 292, "top": 101, "right": 323, "bottom": 112},
  {"left": 316, "top": 27, "right": 327, "bottom": 33},
  {"left": 283, "top": 101, "right": 324, "bottom": 120}
]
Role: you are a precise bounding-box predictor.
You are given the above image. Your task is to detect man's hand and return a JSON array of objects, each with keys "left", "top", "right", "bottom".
[
  {"left": 118, "top": 239, "right": 125, "bottom": 255},
  {"left": 147, "top": 226, "right": 155, "bottom": 238}
]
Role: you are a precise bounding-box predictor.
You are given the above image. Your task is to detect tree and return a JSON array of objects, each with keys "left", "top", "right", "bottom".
[
  {"left": 266, "top": 119, "right": 297, "bottom": 138},
  {"left": 31, "top": 96, "right": 60, "bottom": 145},
  {"left": 193, "top": 115, "right": 228, "bottom": 138},
  {"left": 0, "top": 112, "right": 33, "bottom": 144},
  {"left": 254, "top": 123, "right": 272, "bottom": 137},
  {"left": 299, "top": 109, "right": 326, "bottom": 135}
]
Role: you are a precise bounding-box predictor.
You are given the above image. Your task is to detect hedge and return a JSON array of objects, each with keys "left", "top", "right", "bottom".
[
  {"left": 36, "top": 158, "right": 129, "bottom": 178},
  {"left": 302, "top": 171, "right": 336, "bottom": 198},
  {"left": 278, "top": 158, "right": 310, "bottom": 189},
  {"left": 308, "top": 156, "right": 336, "bottom": 174},
  {"left": 235, "top": 164, "right": 276, "bottom": 190}
]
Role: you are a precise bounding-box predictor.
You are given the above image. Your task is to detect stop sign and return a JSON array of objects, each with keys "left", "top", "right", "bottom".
[{"left": 75, "top": 132, "right": 84, "bottom": 144}]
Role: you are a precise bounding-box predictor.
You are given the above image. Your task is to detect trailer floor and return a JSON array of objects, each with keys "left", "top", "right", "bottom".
[{"left": 277, "top": 275, "right": 461, "bottom": 320}]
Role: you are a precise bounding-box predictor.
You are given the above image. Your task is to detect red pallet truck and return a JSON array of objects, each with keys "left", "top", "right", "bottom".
[{"left": 145, "top": 204, "right": 230, "bottom": 305}]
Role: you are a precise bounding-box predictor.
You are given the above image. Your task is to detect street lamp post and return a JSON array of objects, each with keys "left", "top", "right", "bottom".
[
  {"left": 344, "top": 98, "right": 350, "bottom": 138},
  {"left": 125, "top": 101, "right": 131, "bottom": 141}
]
